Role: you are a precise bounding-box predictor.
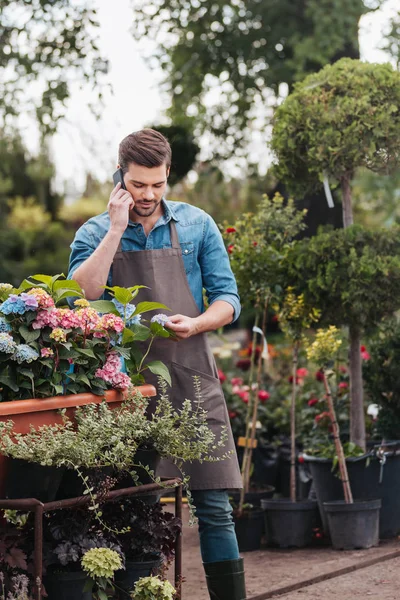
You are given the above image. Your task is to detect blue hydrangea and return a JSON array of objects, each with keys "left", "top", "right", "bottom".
[
  {"left": 0, "top": 332, "right": 17, "bottom": 354},
  {"left": 0, "top": 317, "right": 11, "bottom": 332},
  {"left": 0, "top": 293, "right": 38, "bottom": 315},
  {"left": 13, "top": 344, "right": 39, "bottom": 364},
  {"left": 151, "top": 313, "right": 170, "bottom": 327},
  {"left": 111, "top": 298, "right": 141, "bottom": 325}
]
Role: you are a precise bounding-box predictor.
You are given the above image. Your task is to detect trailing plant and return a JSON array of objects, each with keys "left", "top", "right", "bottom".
[{"left": 0, "top": 273, "right": 173, "bottom": 400}]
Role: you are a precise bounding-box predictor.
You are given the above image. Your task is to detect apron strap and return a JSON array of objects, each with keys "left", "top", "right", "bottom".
[{"left": 115, "top": 219, "right": 180, "bottom": 255}]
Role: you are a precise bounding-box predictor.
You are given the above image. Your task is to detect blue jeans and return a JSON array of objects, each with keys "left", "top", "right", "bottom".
[{"left": 191, "top": 489, "right": 240, "bottom": 563}]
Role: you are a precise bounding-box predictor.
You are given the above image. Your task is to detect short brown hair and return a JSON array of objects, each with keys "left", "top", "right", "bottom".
[{"left": 118, "top": 129, "right": 172, "bottom": 173}]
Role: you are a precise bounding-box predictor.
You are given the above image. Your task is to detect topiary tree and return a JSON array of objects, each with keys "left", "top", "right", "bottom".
[
  {"left": 271, "top": 58, "right": 400, "bottom": 451},
  {"left": 282, "top": 225, "right": 400, "bottom": 450}
]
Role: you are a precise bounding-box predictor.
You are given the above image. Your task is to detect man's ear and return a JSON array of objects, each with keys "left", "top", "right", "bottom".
[
  {"left": 117, "top": 164, "right": 121, "bottom": 169},
  {"left": 166, "top": 167, "right": 170, "bottom": 178}
]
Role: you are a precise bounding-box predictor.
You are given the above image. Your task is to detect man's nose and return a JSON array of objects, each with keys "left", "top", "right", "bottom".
[{"left": 143, "top": 187, "right": 155, "bottom": 200}]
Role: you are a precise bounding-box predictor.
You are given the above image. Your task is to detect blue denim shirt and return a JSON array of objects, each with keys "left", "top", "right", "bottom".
[{"left": 68, "top": 199, "right": 241, "bottom": 322}]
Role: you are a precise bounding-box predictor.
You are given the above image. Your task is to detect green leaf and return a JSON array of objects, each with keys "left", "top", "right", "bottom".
[
  {"left": 103, "top": 286, "right": 133, "bottom": 305},
  {"left": 76, "top": 374, "right": 91, "bottom": 387},
  {"left": 53, "top": 279, "right": 82, "bottom": 293},
  {"left": 130, "top": 323, "right": 150, "bottom": 341},
  {"left": 19, "top": 325, "right": 40, "bottom": 343},
  {"left": 146, "top": 360, "right": 171, "bottom": 386},
  {"left": 0, "top": 368, "right": 19, "bottom": 392},
  {"left": 98, "top": 589, "right": 108, "bottom": 600},
  {"left": 133, "top": 301, "right": 170, "bottom": 315},
  {"left": 30, "top": 274, "right": 54, "bottom": 287},
  {"left": 55, "top": 289, "right": 84, "bottom": 302},
  {"left": 16, "top": 279, "right": 34, "bottom": 293},
  {"left": 19, "top": 368, "right": 34, "bottom": 381},
  {"left": 114, "top": 346, "right": 131, "bottom": 360},
  {"left": 150, "top": 321, "right": 170, "bottom": 338},
  {"left": 130, "top": 346, "right": 143, "bottom": 367},
  {"left": 88, "top": 300, "right": 119, "bottom": 314},
  {"left": 127, "top": 285, "right": 149, "bottom": 299},
  {"left": 76, "top": 348, "right": 96, "bottom": 359},
  {"left": 51, "top": 383, "right": 64, "bottom": 395},
  {"left": 122, "top": 328, "right": 135, "bottom": 344}
]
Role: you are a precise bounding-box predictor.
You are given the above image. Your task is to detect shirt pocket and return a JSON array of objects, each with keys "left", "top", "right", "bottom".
[{"left": 164, "top": 241, "right": 195, "bottom": 275}]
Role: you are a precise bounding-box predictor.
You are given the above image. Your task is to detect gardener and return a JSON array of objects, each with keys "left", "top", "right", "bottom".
[{"left": 68, "top": 128, "right": 246, "bottom": 600}]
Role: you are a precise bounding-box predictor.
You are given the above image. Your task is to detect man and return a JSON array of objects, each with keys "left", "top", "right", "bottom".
[{"left": 68, "top": 128, "right": 246, "bottom": 600}]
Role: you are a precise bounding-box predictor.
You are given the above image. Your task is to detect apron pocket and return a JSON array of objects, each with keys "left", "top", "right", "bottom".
[{"left": 170, "top": 361, "right": 226, "bottom": 430}]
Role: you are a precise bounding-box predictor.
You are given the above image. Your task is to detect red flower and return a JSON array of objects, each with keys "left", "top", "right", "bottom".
[
  {"left": 339, "top": 365, "right": 348, "bottom": 374},
  {"left": 229, "top": 411, "right": 238, "bottom": 419},
  {"left": 226, "top": 227, "right": 237, "bottom": 233},
  {"left": 315, "top": 370, "right": 324, "bottom": 382},
  {"left": 258, "top": 390, "right": 270, "bottom": 403},
  {"left": 298, "top": 455, "right": 305, "bottom": 464},
  {"left": 236, "top": 359, "right": 251, "bottom": 371},
  {"left": 239, "top": 391, "right": 249, "bottom": 403},
  {"left": 308, "top": 398, "right": 319, "bottom": 407},
  {"left": 272, "top": 315, "right": 279, "bottom": 323},
  {"left": 339, "top": 382, "right": 348, "bottom": 390},
  {"left": 227, "top": 244, "right": 235, "bottom": 254},
  {"left": 361, "top": 345, "right": 366, "bottom": 352},
  {"left": 297, "top": 367, "right": 309, "bottom": 378},
  {"left": 218, "top": 369, "right": 227, "bottom": 383},
  {"left": 288, "top": 376, "right": 300, "bottom": 384},
  {"left": 315, "top": 411, "right": 330, "bottom": 424},
  {"left": 231, "top": 377, "right": 243, "bottom": 386},
  {"left": 252, "top": 241, "right": 258, "bottom": 247},
  {"left": 361, "top": 351, "right": 371, "bottom": 361}
]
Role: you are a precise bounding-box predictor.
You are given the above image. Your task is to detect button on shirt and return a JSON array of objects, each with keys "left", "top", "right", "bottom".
[{"left": 68, "top": 199, "right": 241, "bottom": 322}]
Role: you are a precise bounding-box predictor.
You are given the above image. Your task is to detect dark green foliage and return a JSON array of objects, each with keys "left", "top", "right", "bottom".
[
  {"left": 0, "top": 0, "right": 108, "bottom": 134},
  {"left": 150, "top": 124, "right": 199, "bottom": 186},
  {"left": 132, "top": 0, "right": 375, "bottom": 156},
  {"left": 364, "top": 319, "right": 400, "bottom": 439},
  {"left": 272, "top": 58, "right": 400, "bottom": 197},
  {"left": 282, "top": 225, "right": 400, "bottom": 330}
]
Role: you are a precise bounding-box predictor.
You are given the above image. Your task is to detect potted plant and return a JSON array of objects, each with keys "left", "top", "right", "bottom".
[
  {"left": 272, "top": 58, "right": 400, "bottom": 451},
  {"left": 223, "top": 194, "right": 306, "bottom": 550},
  {"left": 81, "top": 547, "right": 123, "bottom": 600},
  {"left": 304, "top": 327, "right": 381, "bottom": 550},
  {"left": 261, "top": 288, "right": 319, "bottom": 548},
  {"left": 130, "top": 575, "right": 176, "bottom": 600},
  {"left": 103, "top": 498, "right": 181, "bottom": 597},
  {"left": 0, "top": 273, "right": 173, "bottom": 498}
]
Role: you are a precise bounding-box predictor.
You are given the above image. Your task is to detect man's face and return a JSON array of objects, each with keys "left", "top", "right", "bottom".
[{"left": 123, "top": 162, "right": 169, "bottom": 218}]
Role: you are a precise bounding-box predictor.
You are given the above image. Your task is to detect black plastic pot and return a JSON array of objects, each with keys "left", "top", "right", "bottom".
[
  {"left": 229, "top": 486, "right": 275, "bottom": 508},
  {"left": 44, "top": 569, "right": 91, "bottom": 600},
  {"left": 56, "top": 466, "right": 114, "bottom": 500},
  {"left": 115, "top": 556, "right": 163, "bottom": 597},
  {"left": 5, "top": 459, "right": 65, "bottom": 502},
  {"left": 233, "top": 508, "right": 264, "bottom": 552},
  {"left": 304, "top": 449, "right": 400, "bottom": 538},
  {"left": 261, "top": 499, "right": 318, "bottom": 548},
  {"left": 324, "top": 499, "right": 381, "bottom": 550}
]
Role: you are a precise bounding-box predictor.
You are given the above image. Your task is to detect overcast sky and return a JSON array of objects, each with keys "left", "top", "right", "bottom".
[{"left": 47, "top": 0, "right": 399, "bottom": 198}]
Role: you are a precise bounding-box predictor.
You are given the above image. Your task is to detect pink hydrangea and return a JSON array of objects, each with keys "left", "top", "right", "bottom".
[
  {"left": 41, "top": 348, "right": 54, "bottom": 358},
  {"left": 76, "top": 307, "right": 101, "bottom": 331},
  {"left": 95, "top": 351, "right": 130, "bottom": 389},
  {"left": 97, "top": 313, "right": 125, "bottom": 333},
  {"left": 32, "top": 309, "right": 60, "bottom": 329},
  {"left": 27, "top": 288, "right": 55, "bottom": 309},
  {"left": 56, "top": 308, "right": 82, "bottom": 329}
]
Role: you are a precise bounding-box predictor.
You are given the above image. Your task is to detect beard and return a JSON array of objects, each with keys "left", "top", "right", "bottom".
[{"left": 132, "top": 199, "right": 162, "bottom": 217}]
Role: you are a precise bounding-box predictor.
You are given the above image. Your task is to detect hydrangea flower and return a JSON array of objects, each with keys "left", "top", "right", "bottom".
[
  {"left": 49, "top": 328, "right": 67, "bottom": 343},
  {"left": 40, "top": 348, "right": 54, "bottom": 358},
  {"left": 97, "top": 313, "right": 125, "bottom": 333},
  {"left": 0, "top": 283, "right": 13, "bottom": 294},
  {"left": 1, "top": 295, "right": 28, "bottom": 315},
  {"left": 151, "top": 313, "right": 170, "bottom": 327},
  {"left": 27, "top": 288, "right": 55, "bottom": 309},
  {"left": 0, "top": 317, "right": 11, "bottom": 332},
  {"left": 95, "top": 351, "right": 131, "bottom": 389},
  {"left": 13, "top": 344, "right": 39, "bottom": 364},
  {"left": 0, "top": 332, "right": 17, "bottom": 354},
  {"left": 111, "top": 298, "right": 141, "bottom": 325},
  {"left": 74, "top": 298, "right": 90, "bottom": 308}
]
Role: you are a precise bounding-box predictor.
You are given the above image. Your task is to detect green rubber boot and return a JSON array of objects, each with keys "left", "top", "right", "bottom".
[{"left": 203, "top": 558, "right": 246, "bottom": 600}]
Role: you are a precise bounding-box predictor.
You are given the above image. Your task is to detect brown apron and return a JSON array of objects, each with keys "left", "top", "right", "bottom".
[{"left": 112, "top": 220, "right": 242, "bottom": 490}]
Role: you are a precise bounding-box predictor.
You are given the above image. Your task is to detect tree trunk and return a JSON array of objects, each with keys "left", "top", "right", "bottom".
[
  {"left": 349, "top": 325, "right": 366, "bottom": 451},
  {"left": 340, "top": 174, "right": 354, "bottom": 228}
]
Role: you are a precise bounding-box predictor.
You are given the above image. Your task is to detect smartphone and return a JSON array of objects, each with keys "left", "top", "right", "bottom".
[{"left": 113, "top": 168, "right": 126, "bottom": 190}]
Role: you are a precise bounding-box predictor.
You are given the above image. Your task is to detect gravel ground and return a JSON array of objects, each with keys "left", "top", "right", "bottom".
[{"left": 167, "top": 503, "right": 400, "bottom": 600}]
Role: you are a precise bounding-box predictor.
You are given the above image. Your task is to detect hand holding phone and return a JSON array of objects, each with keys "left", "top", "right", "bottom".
[{"left": 108, "top": 169, "right": 134, "bottom": 233}]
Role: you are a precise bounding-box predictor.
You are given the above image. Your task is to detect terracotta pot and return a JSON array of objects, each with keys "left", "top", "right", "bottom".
[{"left": 0, "top": 385, "right": 156, "bottom": 497}]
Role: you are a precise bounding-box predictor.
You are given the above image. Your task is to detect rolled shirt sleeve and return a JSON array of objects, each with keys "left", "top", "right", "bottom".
[{"left": 199, "top": 214, "right": 241, "bottom": 323}]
